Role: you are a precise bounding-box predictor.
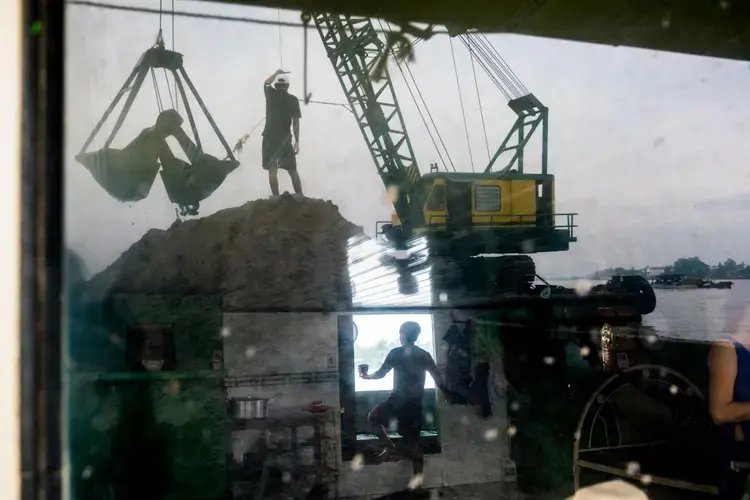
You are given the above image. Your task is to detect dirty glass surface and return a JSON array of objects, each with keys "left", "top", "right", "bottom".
[{"left": 63, "top": 1, "right": 750, "bottom": 500}]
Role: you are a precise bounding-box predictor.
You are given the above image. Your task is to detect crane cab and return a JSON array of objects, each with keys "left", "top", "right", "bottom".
[{"left": 385, "top": 172, "right": 577, "bottom": 256}]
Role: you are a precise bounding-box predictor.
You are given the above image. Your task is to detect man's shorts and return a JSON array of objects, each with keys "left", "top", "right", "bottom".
[
  {"left": 368, "top": 395, "right": 422, "bottom": 442},
  {"left": 262, "top": 135, "right": 296, "bottom": 171}
]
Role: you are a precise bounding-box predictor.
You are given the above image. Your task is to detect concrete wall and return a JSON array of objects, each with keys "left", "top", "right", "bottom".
[
  {"left": 221, "top": 312, "right": 341, "bottom": 470},
  {"left": 221, "top": 310, "right": 513, "bottom": 498}
]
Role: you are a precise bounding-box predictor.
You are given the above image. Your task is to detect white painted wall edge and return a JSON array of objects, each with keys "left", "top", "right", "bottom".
[{"left": 0, "top": 0, "right": 22, "bottom": 498}]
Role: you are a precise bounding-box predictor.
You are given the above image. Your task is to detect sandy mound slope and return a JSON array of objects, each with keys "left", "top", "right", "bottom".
[{"left": 86, "top": 194, "right": 365, "bottom": 310}]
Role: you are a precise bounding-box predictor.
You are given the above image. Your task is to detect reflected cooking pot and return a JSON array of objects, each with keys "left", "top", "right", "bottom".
[{"left": 229, "top": 396, "right": 276, "bottom": 420}]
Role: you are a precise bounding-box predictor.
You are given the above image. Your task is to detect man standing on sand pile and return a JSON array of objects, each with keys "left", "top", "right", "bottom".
[{"left": 262, "top": 69, "right": 303, "bottom": 196}]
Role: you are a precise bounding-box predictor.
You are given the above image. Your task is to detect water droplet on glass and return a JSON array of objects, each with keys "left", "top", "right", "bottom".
[
  {"left": 350, "top": 453, "right": 364, "bottom": 471},
  {"left": 245, "top": 347, "right": 256, "bottom": 358},
  {"left": 642, "top": 369, "right": 650, "bottom": 379},
  {"left": 81, "top": 466, "right": 94, "bottom": 480},
  {"left": 719, "top": 0, "right": 730, "bottom": 9},
  {"left": 669, "top": 385, "right": 678, "bottom": 395},
  {"left": 460, "top": 415, "right": 469, "bottom": 425},
  {"left": 439, "top": 292, "right": 448, "bottom": 302},
  {"left": 221, "top": 326, "right": 231, "bottom": 338},
  {"left": 425, "top": 412, "right": 434, "bottom": 425},
  {"left": 641, "top": 474, "right": 653, "bottom": 485},
  {"left": 483, "top": 427, "right": 499, "bottom": 441},
  {"left": 510, "top": 401, "right": 520, "bottom": 412},
  {"left": 543, "top": 356, "right": 555, "bottom": 366},
  {"left": 574, "top": 430, "right": 582, "bottom": 441},
  {"left": 282, "top": 471, "right": 291, "bottom": 483},
  {"left": 626, "top": 461, "right": 641, "bottom": 476},
  {"left": 574, "top": 279, "right": 593, "bottom": 296},
  {"left": 407, "top": 473, "right": 424, "bottom": 490},
  {"left": 507, "top": 425, "right": 518, "bottom": 437},
  {"left": 580, "top": 346, "right": 591, "bottom": 358},
  {"left": 109, "top": 334, "right": 125, "bottom": 349}
]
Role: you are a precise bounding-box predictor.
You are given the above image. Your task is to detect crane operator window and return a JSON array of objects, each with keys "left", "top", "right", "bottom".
[
  {"left": 425, "top": 184, "right": 446, "bottom": 211},
  {"left": 475, "top": 185, "right": 501, "bottom": 212}
]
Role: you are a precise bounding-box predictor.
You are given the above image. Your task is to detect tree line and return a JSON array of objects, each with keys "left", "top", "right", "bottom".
[{"left": 590, "top": 257, "right": 750, "bottom": 280}]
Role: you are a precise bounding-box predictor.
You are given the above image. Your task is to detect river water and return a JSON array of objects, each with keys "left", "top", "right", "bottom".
[
  {"left": 551, "top": 279, "right": 750, "bottom": 343},
  {"left": 643, "top": 279, "right": 749, "bottom": 343}
]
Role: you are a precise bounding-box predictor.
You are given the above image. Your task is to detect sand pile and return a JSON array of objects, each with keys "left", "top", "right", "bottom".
[{"left": 86, "top": 194, "right": 364, "bottom": 310}]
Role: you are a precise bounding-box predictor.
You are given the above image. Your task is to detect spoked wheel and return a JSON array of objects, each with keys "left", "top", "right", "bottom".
[{"left": 573, "top": 364, "right": 706, "bottom": 491}]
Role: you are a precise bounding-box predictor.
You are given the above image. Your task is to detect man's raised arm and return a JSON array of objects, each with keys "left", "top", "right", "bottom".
[
  {"left": 362, "top": 352, "right": 394, "bottom": 380},
  {"left": 264, "top": 69, "right": 287, "bottom": 86}
]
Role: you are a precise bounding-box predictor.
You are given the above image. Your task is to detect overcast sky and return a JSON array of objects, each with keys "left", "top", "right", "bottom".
[{"left": 65, "top": 0, "right": 750, "bottom": 277}]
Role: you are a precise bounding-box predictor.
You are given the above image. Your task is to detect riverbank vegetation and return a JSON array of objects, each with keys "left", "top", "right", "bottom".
[{"left": 590, "top": 257, "right": 750, "bottom": 280}]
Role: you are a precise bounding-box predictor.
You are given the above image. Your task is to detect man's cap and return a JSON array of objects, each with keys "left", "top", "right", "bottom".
[{"left": 275, "top": 74, "right": 290, "bottom": 86}]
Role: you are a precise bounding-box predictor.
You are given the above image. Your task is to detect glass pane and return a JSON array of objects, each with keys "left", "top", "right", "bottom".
[{"left": 61, "top": 2, "right": 748, "bottom": 499}]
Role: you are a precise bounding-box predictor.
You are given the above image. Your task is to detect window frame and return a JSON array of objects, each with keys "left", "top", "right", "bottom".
[
  {"left": 425, "top": 183, "right": 447, "bottom": 212},
  {"left": 338, "top": 314, "right": 442, "bottom": 462}
]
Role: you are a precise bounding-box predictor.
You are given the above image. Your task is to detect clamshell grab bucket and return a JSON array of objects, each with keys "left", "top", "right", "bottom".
[
  {"left": 160, "top": 155, "right": 239, "bottom": 208},
  {"left": 75, "top": 42, "right": 239, "bottom": 214},
  {"left": 76, "top": 149, "right": 161, "bottom": 203}
]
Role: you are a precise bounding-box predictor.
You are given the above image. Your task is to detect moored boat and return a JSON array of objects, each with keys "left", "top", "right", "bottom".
[{"left": 650, "top": 273, "right": 733, "bottom": 290}]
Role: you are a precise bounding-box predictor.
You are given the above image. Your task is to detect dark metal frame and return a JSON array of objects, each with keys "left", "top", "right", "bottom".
[
  {"left": 21, "top": 0, "right": 64, "bottom": 498},
  {"left": 200, "top": 0, "right": 750, "bottom": 62}
]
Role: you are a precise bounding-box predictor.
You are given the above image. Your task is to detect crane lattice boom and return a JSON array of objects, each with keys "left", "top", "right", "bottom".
[{"left": 312, "top": 14, "right": 420, "bottom": 231}]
